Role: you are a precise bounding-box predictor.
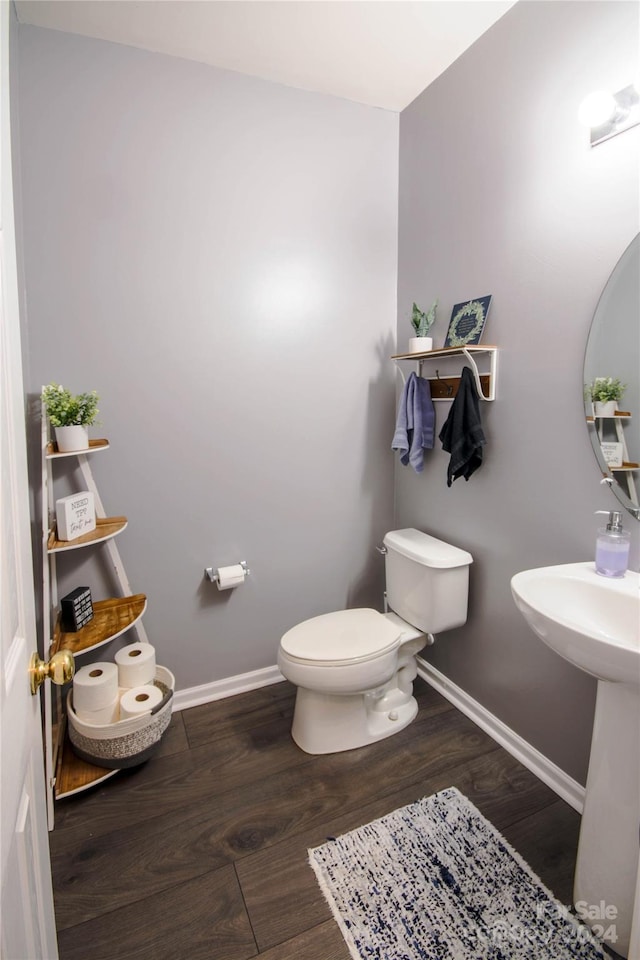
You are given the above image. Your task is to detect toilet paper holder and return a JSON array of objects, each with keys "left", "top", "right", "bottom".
[{"left": 204, "top": 560, "right": 250, "bottom": 584}]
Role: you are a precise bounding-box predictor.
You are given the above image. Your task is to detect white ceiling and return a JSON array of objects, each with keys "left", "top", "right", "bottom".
[{"left": 14, "top": 0, "right": 516, "bottom": 111}]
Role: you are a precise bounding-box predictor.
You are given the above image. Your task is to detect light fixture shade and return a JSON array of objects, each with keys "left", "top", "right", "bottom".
[
  {"left": 578, "top": 83, "right": 640, "bottom": 147},
  {"left": 578, "top": 90, "right": 617, "bottom": 128}
]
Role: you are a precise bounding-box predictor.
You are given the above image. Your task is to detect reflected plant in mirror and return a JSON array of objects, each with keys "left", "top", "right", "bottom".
[
  {"left": 583, "top": 234, "right": 640, "bottom": 518},
  {"left": 586, "top": 377, "right": 626, "bottom": 416}
]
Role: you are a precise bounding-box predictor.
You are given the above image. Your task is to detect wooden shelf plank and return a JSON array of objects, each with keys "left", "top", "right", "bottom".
[
  {"left": 51, "top": 594, "right": 147, "bottom": 657},
  {"left": 588, "top": 414, "right": 632, "bottom": 421},
  {"left": 47, "top": 516, "right": 128, "bottom": 553},
  {"left": 428, "top": 373, "right": 491, "bottom": 400},
  {"left": 55, "top": 723, "right": 119, "bottom": 799},
  {"left": 391, "top": 344, "right": 497, "bottom": 361},
  {"left": 46, "top": 438, "right": 110, "bottom": 459}
]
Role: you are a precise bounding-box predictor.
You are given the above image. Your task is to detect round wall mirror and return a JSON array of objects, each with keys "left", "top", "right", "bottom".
[{"left": 583, "top": 234, "right": 639, "bottom": 519}]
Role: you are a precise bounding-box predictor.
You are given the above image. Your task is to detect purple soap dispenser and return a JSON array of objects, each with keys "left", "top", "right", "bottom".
[{"left": 594, "top": 510, "right": 630, "bottom": 578}]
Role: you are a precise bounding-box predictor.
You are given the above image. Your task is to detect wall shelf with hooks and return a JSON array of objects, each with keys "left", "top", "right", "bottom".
[{"left": 391, "top": 345, "right": 498, "bottom": 401}]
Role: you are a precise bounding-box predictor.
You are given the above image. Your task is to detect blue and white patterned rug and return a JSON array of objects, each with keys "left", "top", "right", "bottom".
[{"left": 309, "top": 787, "right": 606, "bottom": 960}]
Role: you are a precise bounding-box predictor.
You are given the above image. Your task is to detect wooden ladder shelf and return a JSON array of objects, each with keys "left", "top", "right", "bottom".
[{"left": 41, "top": 406, "right": 150, "bottom": 825}]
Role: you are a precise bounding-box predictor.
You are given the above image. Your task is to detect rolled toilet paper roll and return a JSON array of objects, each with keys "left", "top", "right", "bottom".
[
  {"left": 215, "top": 564, "right": 246, "bottom": 591},
  {"left": 115, "top": 642, "right": 156, "bottom": 688},
  {"left": 73, "top": 662, "right": 119, "bottom": 713},
  {"left": 76, "top": 696, "right": 120, "bottom": 725},
  {"left": 119, "top": 683, "right": 163, "bottom": 720}
]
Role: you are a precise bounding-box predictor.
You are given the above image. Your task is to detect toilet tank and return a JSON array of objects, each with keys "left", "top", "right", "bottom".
[{"left": 383, "top": 528, "right": 473, "bottom": 634}]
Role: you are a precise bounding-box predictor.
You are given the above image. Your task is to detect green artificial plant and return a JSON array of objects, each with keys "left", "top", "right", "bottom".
[
  {"left": 587, "top": 377, "right": 626, "bottom": 403},
  {"left": 411, "top": 299, "right": 438, "bottom": 338},
  {"left": 41, "top": 383, "right": 100, "bottom": 427}
]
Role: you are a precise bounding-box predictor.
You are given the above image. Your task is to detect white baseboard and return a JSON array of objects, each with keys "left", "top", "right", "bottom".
[
  {"left": 172, "top": 664, "right": 285, "bottom": 713},
  {"left": 417, "top": 657, "right": 585, "bottom": 814}
]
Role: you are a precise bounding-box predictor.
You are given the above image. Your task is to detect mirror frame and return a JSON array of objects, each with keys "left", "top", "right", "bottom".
[{"left": 583, "top": 234, "right": 640, "bottom": 520}]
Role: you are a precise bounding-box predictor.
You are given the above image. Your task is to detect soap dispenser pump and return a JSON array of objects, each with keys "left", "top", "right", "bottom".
[{"left": 594, "top": 510, "right": 630, "bottom": 578}]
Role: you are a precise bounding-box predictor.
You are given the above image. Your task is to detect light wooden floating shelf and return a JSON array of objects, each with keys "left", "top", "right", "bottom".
[
  {"left": 587, "top": 413, "right": 631, "bottom": 423},
  {"left": 51, "top": 594, "right": 147, "bottom": 657},
  {"left": 46, "top": 438, "right": 110, "bottom": 459},
  {"left": 391, "top": 344, "right": 498, "bottom": 361},
  {"left": 391, "top": 345, "right": 498, "bottom": 401},
  {"left": 610, "top": 463, "right": 639, "bottom": 471},
  {"left": 55, "top": 720, "right": 119, "bottom": 799},
  {"left": 47, "top": 516, "right": 128, "bottom": 553}
]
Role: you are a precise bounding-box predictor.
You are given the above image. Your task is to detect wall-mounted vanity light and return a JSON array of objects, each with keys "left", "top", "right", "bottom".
[{"left": 578, "top": 83, "right": 639, "bottom": 146}]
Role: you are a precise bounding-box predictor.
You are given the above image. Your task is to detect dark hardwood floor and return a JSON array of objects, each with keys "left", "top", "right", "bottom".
[{"left": 50, "top": 678, "right": 584, "bottom": 959}]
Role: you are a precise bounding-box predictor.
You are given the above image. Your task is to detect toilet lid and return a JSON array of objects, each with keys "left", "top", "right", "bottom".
[{"left": 280, "top": 608, "right": 402, "bottom": 665}]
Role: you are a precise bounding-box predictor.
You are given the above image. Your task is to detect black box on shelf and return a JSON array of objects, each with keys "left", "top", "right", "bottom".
[{"left": 60, "top": 586, "right": 94, "bottom": 632}]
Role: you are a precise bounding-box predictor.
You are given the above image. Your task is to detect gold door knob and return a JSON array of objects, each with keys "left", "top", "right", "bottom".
[{"left": 29, "top": 649, "right": 75, "bottom": 695}]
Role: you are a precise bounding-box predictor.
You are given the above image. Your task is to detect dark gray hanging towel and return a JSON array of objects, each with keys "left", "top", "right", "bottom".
[{"left": 439, "top": 366, "right": 486, "bottom": 486}]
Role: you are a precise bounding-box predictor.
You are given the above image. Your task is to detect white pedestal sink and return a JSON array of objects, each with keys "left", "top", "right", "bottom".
[{"left": 511, "top": 561, "right": 640, "bottom": 958}]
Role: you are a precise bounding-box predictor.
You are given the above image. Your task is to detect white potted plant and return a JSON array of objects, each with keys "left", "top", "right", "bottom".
[
  {"left": 409, "top": 299, "right": 437, "bottom": 353},
  {"left": 587, "top": 377, "right": 626, "bottom": 418},
  {"left": 41, "top": 383, "right": 99, "bottom": 452}
]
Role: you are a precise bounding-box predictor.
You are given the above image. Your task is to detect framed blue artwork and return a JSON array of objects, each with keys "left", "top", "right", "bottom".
[{"left": 443, "top": 296, "right": 492, "bottom": 348}]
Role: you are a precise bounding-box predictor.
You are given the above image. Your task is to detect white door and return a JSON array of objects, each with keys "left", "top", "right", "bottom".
[{"left": 0, "top": 2, "right": 58, "bottom": 957}]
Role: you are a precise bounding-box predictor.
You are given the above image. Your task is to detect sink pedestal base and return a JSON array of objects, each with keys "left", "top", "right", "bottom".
[{"left": 574, "top": 680, "right": 640, "bottom": 958}]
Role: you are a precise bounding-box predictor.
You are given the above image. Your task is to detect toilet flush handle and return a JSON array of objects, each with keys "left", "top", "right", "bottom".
[{"left": 375, "top": 544, "right": 387, "bottom": 555}]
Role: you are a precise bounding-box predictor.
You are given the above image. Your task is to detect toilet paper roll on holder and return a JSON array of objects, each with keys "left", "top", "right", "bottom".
[{"left": 204, "top": 560, "right": 250, "bottom": 584}]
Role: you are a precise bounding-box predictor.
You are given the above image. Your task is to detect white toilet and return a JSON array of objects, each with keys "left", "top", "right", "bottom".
[{"left": 277, "top": 528, "right": 473, "bottom": 754}]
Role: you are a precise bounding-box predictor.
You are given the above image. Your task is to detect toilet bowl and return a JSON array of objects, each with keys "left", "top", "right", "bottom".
[{"left": 278, "top": 529, "right": 473, "bottom": 755}]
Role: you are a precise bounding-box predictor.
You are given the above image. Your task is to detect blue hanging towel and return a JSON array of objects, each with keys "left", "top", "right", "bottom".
[{"left": 391, "top": 372, "right": 435, "bottom": 473}]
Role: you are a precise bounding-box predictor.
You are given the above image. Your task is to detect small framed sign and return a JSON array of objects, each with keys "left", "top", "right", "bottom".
[
  {"left": 444, "top": 296, "right": 492, "bottom": 348},
  {"left": 600, "top": 442, "right": 623, "bottom": 468},
  {"left": 55, "top": 491, "right": 96, "bottom": 541}
]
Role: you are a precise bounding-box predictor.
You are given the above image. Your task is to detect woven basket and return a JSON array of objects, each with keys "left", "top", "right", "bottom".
[{"left": 67, "top": 665, "right": 175, "bottom": 769}]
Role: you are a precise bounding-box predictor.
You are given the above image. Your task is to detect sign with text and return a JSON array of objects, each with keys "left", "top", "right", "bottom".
[{"left": 55, "top": 491, "right": 96, "bottom": 541}]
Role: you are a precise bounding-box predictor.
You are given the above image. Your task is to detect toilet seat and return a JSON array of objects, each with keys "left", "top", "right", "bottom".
[{"left": 280, "top": 608, "right": 401, "bottom": 666}]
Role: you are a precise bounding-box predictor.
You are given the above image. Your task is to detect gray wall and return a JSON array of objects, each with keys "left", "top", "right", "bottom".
[
  {"left": 397, "top": 0, "right": 639, "bottom": 784},
  {"left": 17, "top": 26, "right": 398, "bottom": 689}
]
